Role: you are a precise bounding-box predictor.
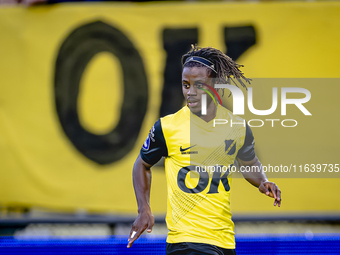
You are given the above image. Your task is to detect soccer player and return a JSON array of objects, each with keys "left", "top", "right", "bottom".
[{"left": 127, "top": 46, "right": 281, "bottom": 254}]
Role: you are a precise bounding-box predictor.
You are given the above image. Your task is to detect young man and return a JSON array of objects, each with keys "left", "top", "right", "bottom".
[{"left": 127, "top": 46, "right": 281, "bottom": 255}]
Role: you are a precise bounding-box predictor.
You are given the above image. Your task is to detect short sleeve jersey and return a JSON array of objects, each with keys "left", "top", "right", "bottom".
[{"left": 140, "top": 105, "right": 255, "bottom": 249}]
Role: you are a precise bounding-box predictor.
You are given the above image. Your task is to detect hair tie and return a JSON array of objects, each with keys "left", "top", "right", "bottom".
[{"left": 184, "top": 56, "right": 217, "bottom": 73}]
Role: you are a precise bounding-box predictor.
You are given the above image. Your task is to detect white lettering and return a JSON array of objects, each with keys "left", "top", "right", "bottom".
[
  {"left": 265, "top": 119, "right": 280, "bottom": 127},
  {"left": 201, "top": 94, "right": 207, "bottom": 115},
  {"left": 231, "top": 119, "right": 246, "bottom": 127},
  {"left": 247, "top": 119, "right": 264, "bottom": 127},
  {"left": 215, "top": 84, "right": 245, "bottom": 115},
  {"left": 281, "top": 87, "right": 312, "bottom": 116},
  {"left": 248, "top": 87, "right": 278, "bottom": 115},
  {"left": 213, "top": 119, "right": 228, "bottom": 127},
  {"left": 281, "top": 119, "right": 298, "bottom": 127}
]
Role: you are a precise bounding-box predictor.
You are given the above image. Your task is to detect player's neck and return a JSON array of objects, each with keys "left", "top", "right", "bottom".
[{"left": 194, "top": 101, "right": 217, "bottom": 122}]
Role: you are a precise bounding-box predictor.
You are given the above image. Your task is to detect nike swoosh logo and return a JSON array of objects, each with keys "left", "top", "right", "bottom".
[{"left": 180, "top": 145, "right": 197, "bottom": 152}]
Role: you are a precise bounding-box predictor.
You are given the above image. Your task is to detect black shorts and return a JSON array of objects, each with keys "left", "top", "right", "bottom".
[{"left": 166, "top": 242, "right": 236, "bottom": 255}]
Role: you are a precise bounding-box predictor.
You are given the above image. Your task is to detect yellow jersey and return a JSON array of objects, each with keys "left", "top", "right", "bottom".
[{"left": 140, "top": 104, "right": 255, "bottom": 249}]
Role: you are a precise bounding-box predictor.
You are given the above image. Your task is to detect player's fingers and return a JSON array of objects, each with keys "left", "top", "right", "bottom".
[
  {"left": 127, "top": 229, "right": 142, "bottom": 248},
  {"left": 270, "top": 184, "right": 277, "bottom": 200},
  {"left": 277, "top": 188, "right": 282, "bottom": 207},
  {"left": 273, "top": 186, "right": 281, "bottom": 207},
  {"left": 128, "top": 226, "right": 135, "bottom": 242},
  {"left": 278, "top": 198, "right": 281, "bottom": 207},
  {"left": 263, "top": 182, "right": 277, "bottom": 198},
  {"left": 277, "top": 187, "right": 281, "bottom": 201},
  {"left": 259, "top": 183, "right": 269, "bottom": 195},
  {"left": 146, "top": 216, "right": 155, "bottom": 233}
]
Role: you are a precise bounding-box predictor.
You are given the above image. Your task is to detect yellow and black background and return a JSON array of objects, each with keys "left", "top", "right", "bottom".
[{"left": 0, "top": 2, "right": 339, "bottom": 219}]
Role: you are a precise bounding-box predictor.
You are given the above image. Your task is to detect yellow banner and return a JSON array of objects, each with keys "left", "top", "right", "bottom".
[{"left": 0, "top": 2, "right": 339, "bottom": 215}]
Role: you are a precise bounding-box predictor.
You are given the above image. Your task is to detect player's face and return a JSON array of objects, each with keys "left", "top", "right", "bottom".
[{"left": 182, "top": 66, "right": 213, "bottom": 114}]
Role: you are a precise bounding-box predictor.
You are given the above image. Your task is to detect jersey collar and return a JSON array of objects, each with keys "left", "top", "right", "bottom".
[{"left": 184, "top": 104, "right": 223, "bottom": 131}]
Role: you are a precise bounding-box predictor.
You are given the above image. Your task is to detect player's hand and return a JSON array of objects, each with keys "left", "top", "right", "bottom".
[
  {"left": 259, "top": 181, "right": 281, "bottom": 207},
  {"left": 127, "top": 209, "right": 155, "bottom": 248}
]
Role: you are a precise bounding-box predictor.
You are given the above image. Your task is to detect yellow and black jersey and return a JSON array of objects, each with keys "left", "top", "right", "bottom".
[{"left": 140, "top": 105, "right": 255, "bottom": 249}]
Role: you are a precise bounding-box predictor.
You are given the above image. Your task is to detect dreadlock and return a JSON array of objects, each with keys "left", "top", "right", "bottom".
[{"left": 182, "top": 45, "right": 251, "bottom": 96}]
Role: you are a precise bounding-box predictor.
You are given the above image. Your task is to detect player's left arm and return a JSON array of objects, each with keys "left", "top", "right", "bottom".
[
  {"left": 238, "top": 156, "right": 281, "bottom": 207},
  {"left": 236, "top": 124, "right": 281, "bottom": 207}
]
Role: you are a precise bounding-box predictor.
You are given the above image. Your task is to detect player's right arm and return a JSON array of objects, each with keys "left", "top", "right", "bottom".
[
  {"left": 127, "top": 119, "right": 168, "bottom": 248},
  {"left": 127, "top": 155, "right": 154, "bottom": 248},
  {"left": 236, "top": 124, "right": 281, "bottom": 207}
]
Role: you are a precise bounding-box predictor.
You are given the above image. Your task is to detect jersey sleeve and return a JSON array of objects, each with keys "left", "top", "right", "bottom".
[
  {"left": 140, "top": 119, "right": 168, "bottom": 165},
  {"left": 237, "top": 123, "right": 256, "bottom": 161}
]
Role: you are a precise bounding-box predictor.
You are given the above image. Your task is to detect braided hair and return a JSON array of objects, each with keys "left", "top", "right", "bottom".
[{"left": 182, "top": 45, "right": 251, "bottom": 95}]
